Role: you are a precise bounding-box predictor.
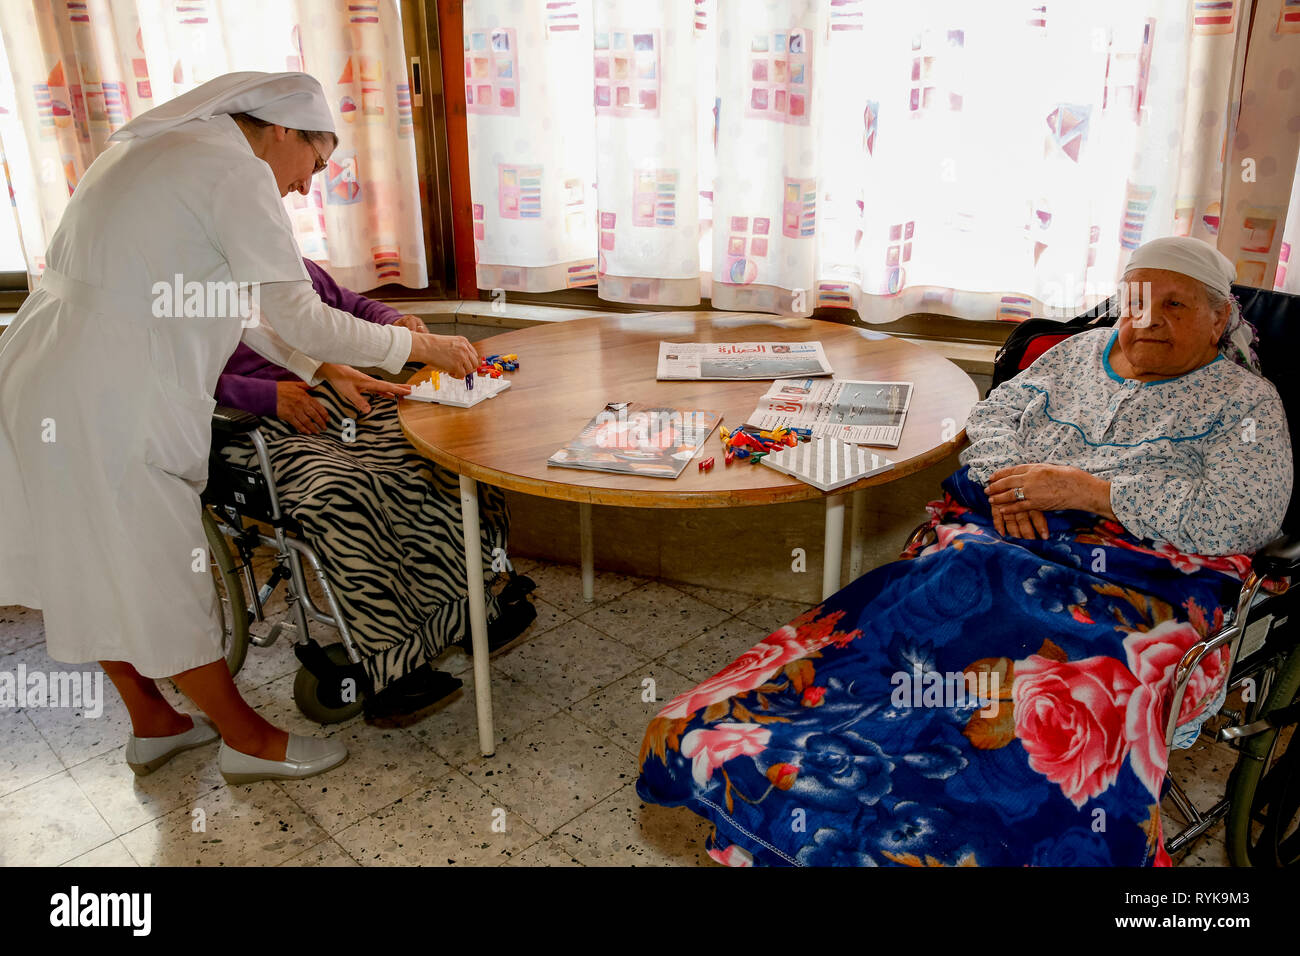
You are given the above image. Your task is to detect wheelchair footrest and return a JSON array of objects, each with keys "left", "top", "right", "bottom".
[
  {"left": 1218, "top": 699, "right": 1300, "bottom": 742},
  {"left": 294, "top": 641, "right": 370, "bottom": 708}
]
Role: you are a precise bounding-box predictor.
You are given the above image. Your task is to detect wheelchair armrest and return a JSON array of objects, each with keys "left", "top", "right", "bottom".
[
  {"left": 211, "top": 404, "right": 262, "bottom": 436},
  {"left": 1252, "top": 532, "right": 1300, "bottom": 578}
]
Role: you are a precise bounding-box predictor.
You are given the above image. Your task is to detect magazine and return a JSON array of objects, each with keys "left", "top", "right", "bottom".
[
  {"left": 748, "top": 379, "right": 913, "bottom": 447},
  {"left": 656, "top": 341, "right": 833, "bottom": 380},
  {"left": 547, "top": 404, "right": 723, "bottom": 479}
]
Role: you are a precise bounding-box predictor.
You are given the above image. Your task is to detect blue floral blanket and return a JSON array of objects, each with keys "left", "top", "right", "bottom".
[{"left": 637, "top": 467, "right": 1252, "bottom": 866}]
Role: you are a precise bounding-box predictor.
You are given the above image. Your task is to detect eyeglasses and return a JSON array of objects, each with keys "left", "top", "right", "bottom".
[{"left": 305, "top": 137, "right": 326, "bottom": 176}]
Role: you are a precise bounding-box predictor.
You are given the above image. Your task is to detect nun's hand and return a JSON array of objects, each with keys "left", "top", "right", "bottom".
[
  {"left": 319, "top": 363, "right": 411, "bottom": 417},
  {"left": 409, "top": 333, "right": 479, "bottom": 377},
  {"left": 276, "top": 381, "right": 330, "bottom": 435}
]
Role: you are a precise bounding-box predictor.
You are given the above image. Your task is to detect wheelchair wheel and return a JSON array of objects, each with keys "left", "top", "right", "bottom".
[
  {"left": 1225, "top": 650, "right": 1300, "bottom": 867},
  {"left": 202, "top": 508, "right": 250, "bottom": 677},
  {"left": 293, "top": 643, "right": 366, "bottom": 725}
]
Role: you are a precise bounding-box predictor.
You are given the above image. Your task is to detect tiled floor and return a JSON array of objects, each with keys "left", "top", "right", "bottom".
[{"left": 0, "top": 560, "right": 1245, "bottom": 867}]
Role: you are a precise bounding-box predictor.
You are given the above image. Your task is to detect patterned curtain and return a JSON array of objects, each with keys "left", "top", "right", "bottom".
[
  {"left": 464, "top": 0, "right": 1296, "bottom": 322},
  {"left": 0, "top": 0, "right": 426, "bottom": 292},
  {"left": 1220, "top": 0, "right": 1300, "bottom": 293}
]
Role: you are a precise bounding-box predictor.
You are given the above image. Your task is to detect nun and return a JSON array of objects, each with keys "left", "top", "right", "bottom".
[{"left": 0, "top": 72, "right": 479, "bottom": 783}]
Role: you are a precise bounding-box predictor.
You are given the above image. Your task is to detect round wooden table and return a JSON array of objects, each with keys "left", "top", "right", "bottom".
[{"left": 398, "top": 312, "right": 979, "bottom": 755}]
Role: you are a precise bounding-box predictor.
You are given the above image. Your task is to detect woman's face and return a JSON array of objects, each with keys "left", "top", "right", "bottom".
[
  {"left": 257, "top": 126, "right": 332, "bottom": 197},
  {"left": 1116, "top": 268, "right": 1229, "bottom": 379}
]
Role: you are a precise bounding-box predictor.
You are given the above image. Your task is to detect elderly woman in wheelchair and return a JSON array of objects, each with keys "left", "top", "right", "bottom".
[
  {"left": 204, "top": 258, "right": 537, "bottom": 725},
  {"left": 636, "top": 237, "right": 1300, "bottom": 867}
]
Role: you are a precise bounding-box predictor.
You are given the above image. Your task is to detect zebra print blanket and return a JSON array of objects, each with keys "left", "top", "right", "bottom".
[{"left": 219, "top": 383, "right": 509, "bottom": 692}]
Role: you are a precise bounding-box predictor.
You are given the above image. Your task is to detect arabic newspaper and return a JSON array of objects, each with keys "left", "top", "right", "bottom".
[
  {"left": 747, "top": 379, "right": 913, "bottom": 448},
  {"left": 656, "top": 341, "right": 833, "bottom": 380}
]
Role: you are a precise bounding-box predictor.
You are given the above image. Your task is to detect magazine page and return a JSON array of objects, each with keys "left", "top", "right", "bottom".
[
  {"left": 750, "top": 379, "right": 913, "bottom": 447},
  {"left": 547, "top": 405, "right": 722, "bottom": 479},
  {"left": 656, "top": 341, "right": 833, "bottom": 380}
]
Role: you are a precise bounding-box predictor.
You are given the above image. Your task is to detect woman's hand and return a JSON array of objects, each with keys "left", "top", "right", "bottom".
[
  {"left": 991, "top": 504, "right": 1050, "bottom": 540},
  {"left": 392, "top": 314, "right": 426, "bottom": 333},
  {"left": 318, "top": 363, "right": 411, "bottom": 416},
  {"left": 276, "top": 380, "right": 330, "bottom": 434},
  {"left": 985, "top": 464, "right": 1115, "bottom": 520},
  {"left": 408, "top": 333, "right": 479, "bottom": 377}
]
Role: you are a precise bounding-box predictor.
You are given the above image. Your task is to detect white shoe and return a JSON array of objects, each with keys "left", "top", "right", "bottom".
[
  {"left": 219, "top": 734, "right": 349, "bottom": 785},
  {"left": 125, "top": 716, "right": 220, "bottom": 776}
]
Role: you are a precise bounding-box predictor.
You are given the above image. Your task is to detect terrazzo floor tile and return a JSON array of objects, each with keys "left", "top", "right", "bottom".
[
  {"left": 435, "top": 595, "right": 572, "bottom": 678},
  {"left": 119, "top": 780, "right": 329, "bottom": 866},
  {"left": 404, "top": 668, "right": 563, "bottom": 768},
  {"left": 735, "top": 597, "right": 816, "bottom": 634},
  {"left": 332, "top": 770, "right": 541, "bottom": 866},
  {"left": 10, "top": 644, "right": 133, "bottom": 770},
  {"left": 518, "top": 595, "right": 571, "bottom": 637},
  {"left": 1165, "top": 738, "right": 1238, "bottom": 811},
  {"left": 565, "top": 665, "right": 698, "bottom": 756},
  {"left": 0, "top": 605, "right": 44, "bottom": 656},
  {"left": 522, "top": 562, "right": 647, "bottom": 615},
  {"left": 501, "top": 836, "right": 585, "bottom": 866},
  {"left": 577, "top": 582, "right": 732, "bottom": 658},
  {"left": 232, "top": 619, "right": 307, "bottom": 692},
  {"left": 280, "top": 839, "right": 360, "bottom": 867},
  {"left": 0, "top": 771, "right": 115, "bottom": 866},
  {"left": 553, "top": 783, "right": 720, "bottom": 867},
  {"left": 460, "top": 712, "right": 635, "bottom": 836},
  {"left": 62, "top": 838, "right": 139, "bottom": 867},
  {"left": 660, "top": 618, "right": 773, "bottom": 684},
  {"left": 275, "top": 722, "right": 453, "bottom": 834},
  {"left": 490, "top": 619, "right": 649, "bottom": 709},
  {"left": 68, "top": 731, "right": 225, "bottom": 835},
  {"left": 664, "top": 583, "right": 758, "bottom": 616},
  {"left": 0, "top": 708, "right": 65, "bottom": 798}
]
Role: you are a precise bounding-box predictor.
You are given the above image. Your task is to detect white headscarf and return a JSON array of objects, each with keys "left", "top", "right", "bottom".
[
  {"left": 1123, "top": 236, "right": 1259, "bottom": 374},
  {"left": 109, "top": 71, "right": 334, "bottom": 142},
  {"left": 1123, "top": 236, "right": 1235, "bottom": 296}
]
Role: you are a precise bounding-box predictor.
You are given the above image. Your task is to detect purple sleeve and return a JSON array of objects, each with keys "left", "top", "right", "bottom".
[
  {"left": 303, "top": 257, "right": 403, "bottom": 326},
  {"left": 215, "top": 372, "right": 281, "bottom": 419}
]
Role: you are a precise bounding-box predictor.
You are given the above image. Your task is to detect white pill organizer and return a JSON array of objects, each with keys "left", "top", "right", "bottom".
[{"left": 406, "top": 374, "right": 512, "bottom": 408}]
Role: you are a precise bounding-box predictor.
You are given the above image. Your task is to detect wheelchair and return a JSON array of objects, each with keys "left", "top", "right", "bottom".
[
  {"left": 200, "top": 405, "right": 371, "bottom": 724},
  {"left": 964, "top": 282, "right": 1300, "bottom": 867}
]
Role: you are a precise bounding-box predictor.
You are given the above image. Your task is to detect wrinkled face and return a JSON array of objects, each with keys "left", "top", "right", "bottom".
[
  {"left": 1116, "top": 268, "right": 1229, "bottom": 378},
  {"left": 257, "top": 126, "right": 332, "bottom": 197}
]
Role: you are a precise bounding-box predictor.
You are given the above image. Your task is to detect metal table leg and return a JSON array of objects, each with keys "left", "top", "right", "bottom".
[
  {"left": 822, "top": 494, "right": 846, "bottom": 600},
  {"left": 459, "top": 474, "right": 495, "bottom": 757},
  {"left": 579, "top": 501, "right": 594, "bottom": 603}
]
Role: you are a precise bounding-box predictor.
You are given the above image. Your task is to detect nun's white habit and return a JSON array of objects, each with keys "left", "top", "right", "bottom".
[{"left": 0, "top": 72, "right": 413, "bottom": 677}]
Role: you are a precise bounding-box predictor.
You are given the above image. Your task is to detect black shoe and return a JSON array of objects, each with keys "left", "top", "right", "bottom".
[
  {"left": 363, "top": 664, "right": 462, "bottom": 724},
  {"left": 457, "top": 597, "right": 537, "bottom": 654},
  {"left": 498, "top": 573, "right": 536, "bottom": 606}
]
